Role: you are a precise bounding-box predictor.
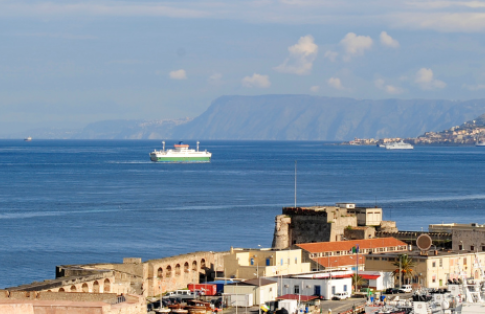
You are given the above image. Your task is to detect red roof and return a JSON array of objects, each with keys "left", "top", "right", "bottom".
[
  {"left": 277, "top": 294, "right": 319, "bottom": 301},
  {"left": 313, "top": 255, "right": 365, "bottom": 268},
  {"left": 360, "top": 274, "right": 380, "bottom": 280},
  {"left": 297, "top": 237, "right": 407, "bottom": 253}
]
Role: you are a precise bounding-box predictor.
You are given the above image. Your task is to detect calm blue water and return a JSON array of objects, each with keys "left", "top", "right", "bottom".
[{"left": 0, "top": 140, "right": 484, "bottom": 288}]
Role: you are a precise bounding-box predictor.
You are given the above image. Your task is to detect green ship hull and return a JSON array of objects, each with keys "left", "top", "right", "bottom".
[{"left": 151, "top": 156, "right": 211, "bottom": 162}]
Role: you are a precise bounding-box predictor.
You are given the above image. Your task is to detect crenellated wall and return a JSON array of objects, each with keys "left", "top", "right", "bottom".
[{"left": 272, "top": 206, "right": 358, "bottom": 249}]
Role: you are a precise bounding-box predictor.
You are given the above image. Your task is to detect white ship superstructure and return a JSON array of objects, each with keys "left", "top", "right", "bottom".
[{"left": 385, "top": 141, "right": 414, "bottom": 150}]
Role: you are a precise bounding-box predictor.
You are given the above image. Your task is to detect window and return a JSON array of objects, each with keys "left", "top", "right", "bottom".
[
  {"left": 482, "top": 246, "right": 485, "bottom": 252},
  {"left": 332, "top": 286, "right": 336, "bottom": 294},
  {"left": 463, "top": 258, "right": 467, "bottom": 265},
  {"left": 343, "top": 285, "right": 347, "bottom": 292},
  {"left": 459, "top": 245, "right": 463, "bottom": 250},
  {"left": 294, "top": 285, "right": 300, "bottom": 294},
  {"left": 281, "top": 259, "right": 283, "bottom": 266},
  {"left": 432, "top": 262, "right": 436, "bottom": 268},
  {"left": 295, "top": 257, "right": 298, "bottom": 264},
  {"left": 382, "top": 258, "right": 388, "bottom": 261},
  {"left": 432, "top": 275, "right": 436, "bottom": 283},
  {"left": 269, "top": 287, "right": 272, "bottom": 292},
  {"left": 251, "top": 258, "right": 255, "bottom": 266},
  {"left": 471, "top": 246, "right": 475, "bottom": 251},
  {"left": 266, "top": 258, "right": 271, "bottom": 266},
  {"left": 439, "top": 259, "right": 443, "bottom": 267}
]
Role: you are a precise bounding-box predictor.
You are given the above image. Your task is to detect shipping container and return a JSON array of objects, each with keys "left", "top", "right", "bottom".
[{"left": 187, "top": 283, "right": 218, "bottom": 296}]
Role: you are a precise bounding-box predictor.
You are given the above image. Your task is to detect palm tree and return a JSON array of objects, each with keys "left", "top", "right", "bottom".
[
  {"left": 393, "top": 254, "right": 415, "bottom": 286},
  {"left": 352, "top": 274, "right": 364, "bottom": 291}
]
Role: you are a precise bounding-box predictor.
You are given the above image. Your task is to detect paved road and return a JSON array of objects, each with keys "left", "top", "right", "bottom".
[{"left": 318, "top": 298, "right": 365, "bottom": 314}]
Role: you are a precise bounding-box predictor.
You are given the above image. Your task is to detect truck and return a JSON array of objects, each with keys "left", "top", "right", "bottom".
[{"left": 187, "top": 283, "right": 218, "bottom": 296}]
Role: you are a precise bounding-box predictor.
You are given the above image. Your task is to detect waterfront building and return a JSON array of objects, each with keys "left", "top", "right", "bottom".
[
  {"left": 223, "top": 247, "right": 311, "bottom": 279},
  {"left": 297, "top": 237, "right": 408, "bottom": 271},
  {"left": 223, "top": 278, "right": 278, "bottom": 306},
  {"left": 365, "top": 249, "right": 485, "bottom": 288},
  {"left": 269, "top": 271, "right": 353, "bottom": 300}
]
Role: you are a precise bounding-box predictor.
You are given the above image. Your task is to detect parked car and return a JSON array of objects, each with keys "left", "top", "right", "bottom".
[
  {"left": 332, "top": 292, "right": 349, "bottom": 300},
  {"left": 385, "top": 288, "right": 406, "bottom": 294},
  {"left": 400, "top": 285, "right": 413, "bottom": 293}
]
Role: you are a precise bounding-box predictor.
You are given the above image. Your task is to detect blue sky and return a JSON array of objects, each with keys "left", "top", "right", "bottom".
[{"left": 2, "top": 0, "right": 485, "bottom": 133}]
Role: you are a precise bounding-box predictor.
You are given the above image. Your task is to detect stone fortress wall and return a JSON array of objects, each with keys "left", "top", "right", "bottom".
[
  {"left": 272, "top": 203, "right": 399, "bottom": 249},
  {"left": 8, "top": 252, "right": 229, "bottom": 298},
  {"left": 0, "top": 290, "right": 145, "bottom": 314}
]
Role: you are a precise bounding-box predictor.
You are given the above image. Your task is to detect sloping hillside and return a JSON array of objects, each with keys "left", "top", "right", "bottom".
[{"left": 173, "top": 95, "right": 485, "bottom": 140}]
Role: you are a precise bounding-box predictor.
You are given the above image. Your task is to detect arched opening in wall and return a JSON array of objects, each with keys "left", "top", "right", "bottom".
[
  {"left": 184, "top": 262, "right": 189, "bottom": 273},
  {"left": 104, "top": 279, "right": 111, "bottom": 292},
  {"left": 192, "top": 261, "right": 197, "bottom": 271},
  {"left": 58, "top": 288, "right": 65, "bottom": 292},
  {"left": 166, "top": 265, "right": 172, "bottom": 278},
  {"left": 70, "top": 285, "right": 77, "bottom": 292},
  {"left": 158, "top": 267, "right": 163, "bottom": 278},
  {"left": 47, "top": 290, "right": 52, "bottom": 292},
  {"left": 93, "top": 281, "right": 100, "bottom": 293},
  {"left": 201, "top": 259, "right": 206, "bottom": 269},
  {"left": 175, "top": 264, "right": 181, "bottom": 276},
  {"left": 82, "top": 283, "right": 89, "bottom": 293}
]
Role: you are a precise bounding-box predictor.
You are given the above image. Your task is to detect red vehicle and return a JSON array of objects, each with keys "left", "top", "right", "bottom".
[{"left": 187, "top": 284, "right": 217, "bottom": 296}]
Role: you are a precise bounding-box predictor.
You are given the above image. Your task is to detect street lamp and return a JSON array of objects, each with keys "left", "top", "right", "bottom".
[{"left": 230, "top": 279, "right": 238, "bottom": 314}]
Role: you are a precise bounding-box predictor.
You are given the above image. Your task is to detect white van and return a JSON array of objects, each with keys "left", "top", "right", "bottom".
[{"left": 400, "top": 285, "right": 412, "bottom": 293}]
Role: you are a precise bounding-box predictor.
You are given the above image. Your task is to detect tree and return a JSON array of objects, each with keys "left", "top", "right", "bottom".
[
  {"left": 352, "top": 274, "right": 364, "bottom": 291},
  {"left": 393, "top": 254, "right": 415, "bottom": 286}
]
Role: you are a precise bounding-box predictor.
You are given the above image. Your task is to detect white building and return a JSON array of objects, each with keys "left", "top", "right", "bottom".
[
  {"left": 358, "top": 271, "right": 394, "bottom": 291},
  {"left": 224, "top": 278, "right": 278, "bottom": 305},
  {"left": 267, "top": 271, "right": 353, "bottom": 300}
]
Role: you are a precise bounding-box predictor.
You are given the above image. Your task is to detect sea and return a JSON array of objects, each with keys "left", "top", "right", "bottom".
[{"left": 0, "top": 140, "right": 484, "bottom": 288}]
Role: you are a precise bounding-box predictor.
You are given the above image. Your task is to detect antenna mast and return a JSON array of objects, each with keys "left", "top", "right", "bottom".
[{"left": 294, "top": 160, "right": 297, "bottom": 207}]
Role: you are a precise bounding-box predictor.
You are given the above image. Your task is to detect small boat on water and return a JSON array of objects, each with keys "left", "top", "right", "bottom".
[
  {"left": 24, "top": 137, "right": 32, "bottom": 142},
  {"left": 385, "top": 141, "right": 413, "bottom": 150},
  {"left": 476, "top": 140, "right": 485, "bottom": 147}
]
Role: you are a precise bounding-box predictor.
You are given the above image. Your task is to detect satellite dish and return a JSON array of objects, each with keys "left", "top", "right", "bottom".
[{"left": 416, "top": 234, "right": 432, "bottom": 251}]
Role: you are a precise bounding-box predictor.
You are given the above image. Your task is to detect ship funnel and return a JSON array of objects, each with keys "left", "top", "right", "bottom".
[
  {"left": 162, "top": 141, "right": 165, "bottom": 152},
  {"left": 197, "top": 141, "right": 200, "bottom": 152}
]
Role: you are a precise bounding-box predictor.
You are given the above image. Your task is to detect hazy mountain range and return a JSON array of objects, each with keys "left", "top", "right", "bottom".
[{"left": 6, "top": 95, "right": 485, "bottom": 141}]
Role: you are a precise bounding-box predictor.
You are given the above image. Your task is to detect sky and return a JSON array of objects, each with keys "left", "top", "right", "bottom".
[{"left": 2, "top": 0, "right": 485, "bottom": 133}]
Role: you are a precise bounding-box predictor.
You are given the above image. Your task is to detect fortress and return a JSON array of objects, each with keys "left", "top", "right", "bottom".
[{"left": 271, "top": 203, "right": 398, "bottom": 249}]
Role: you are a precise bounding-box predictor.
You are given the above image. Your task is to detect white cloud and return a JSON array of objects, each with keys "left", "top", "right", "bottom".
[
  {"left": 274, "top": 35, "right": 318, "bottom": 75},
  {"left": 169, "top": 69, "right": 187, "bottom": 80},
  {"left": 380, "top": 31, "right": 399, "bottom": 48},
  {"left": 464, "top": 84, "right": 485, "bottom": 91},
  {"left": 208, "top": 72, "right": 222, "bottom": 84},
  {"left": 242, "top": 73, "right": 271, "bottom": 88},
  {"left": 415, "top": 68, "right": 446, "bottom": 90},
  {"left": 375, "top": 78, "right": 403, "bottom": 94},
  {"left": 310, "top": 85, "right": 320, "bottom": 92},
  {"left": 327, "top": 77, "right": 344, "bottom": 90},
  {"left": 323, "top": 50, "right": 338, "bottom": 62},
  {"left": 340, "top": 32, "right": 373, "bottom": 61}
]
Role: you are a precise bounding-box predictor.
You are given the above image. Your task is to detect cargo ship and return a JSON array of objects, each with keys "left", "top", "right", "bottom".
[{"left": 149, "top": 141, "right": 211, "bottom": 162}]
